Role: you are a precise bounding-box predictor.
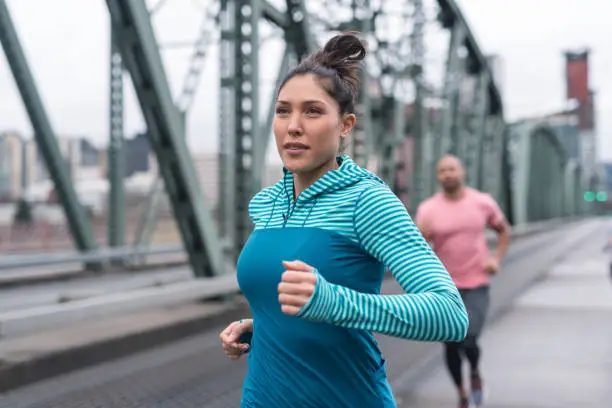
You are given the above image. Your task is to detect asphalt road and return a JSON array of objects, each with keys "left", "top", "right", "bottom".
[{"left": 0, "top": 219, "right": 601, "bottom": 408}]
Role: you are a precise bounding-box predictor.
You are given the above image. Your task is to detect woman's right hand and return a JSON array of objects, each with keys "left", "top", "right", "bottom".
[{"left": 219, "top": 319, "right": 253, "bottom": 360}]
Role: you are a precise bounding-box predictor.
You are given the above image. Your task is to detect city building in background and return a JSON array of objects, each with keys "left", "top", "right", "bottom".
[
  {"left": 0, "top": 131, "right": 25, "bottom": 201},
  {"left": 0, "top": 125, "right": 283, "bottom": 220}
]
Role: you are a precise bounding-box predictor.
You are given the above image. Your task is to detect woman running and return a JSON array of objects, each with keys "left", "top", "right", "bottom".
[{"left": 219, "top": 32, "right": 469, "bottom": 408}]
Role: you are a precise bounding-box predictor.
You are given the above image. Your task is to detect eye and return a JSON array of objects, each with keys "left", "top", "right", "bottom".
[
  {"left": 275, "top": 106, "right": 289, "bottom": 116},
  {"left": 305, "top": 106, "right": 322, "bottom": 116}
]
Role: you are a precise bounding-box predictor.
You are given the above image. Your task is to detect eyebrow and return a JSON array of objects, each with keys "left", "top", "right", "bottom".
[{"left": 276, "top": 99, "right": 325, "bottom": 105}]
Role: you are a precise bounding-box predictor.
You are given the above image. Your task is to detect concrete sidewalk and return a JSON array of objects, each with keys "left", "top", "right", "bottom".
[{"left": 402, "top": 224, "right": 612, "bottom": 408}]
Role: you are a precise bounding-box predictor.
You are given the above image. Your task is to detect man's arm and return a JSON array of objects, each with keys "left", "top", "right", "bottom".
[
  {"left": 490, "top": 219, "right": 511, "bottom": 263},
  {"left": 483, "top": 193, "right": 511, "bottom": 264}
]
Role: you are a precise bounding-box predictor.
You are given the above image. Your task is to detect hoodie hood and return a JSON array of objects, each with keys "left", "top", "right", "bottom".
[
  {"left": 267, "top": 155, "right": 384, "bottom": 227},
  {"left": 282, "top": 155, "right": 383, "bottom": 203},
  {"left": 253, "top": 155, "right": 385, "bottom": 229}
]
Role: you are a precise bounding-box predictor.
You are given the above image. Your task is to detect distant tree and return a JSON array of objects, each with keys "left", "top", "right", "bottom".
[{"left": 14, "top": 198, "right": 33, "bottom": 224}]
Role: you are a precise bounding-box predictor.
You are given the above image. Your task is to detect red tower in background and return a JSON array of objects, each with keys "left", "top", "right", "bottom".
[{"left": 564, "top": 49, "right": 594, "bottom": 131}]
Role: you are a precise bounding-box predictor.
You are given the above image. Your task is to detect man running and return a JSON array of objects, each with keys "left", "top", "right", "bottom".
[{"left": 415, "top": 154, "right": 511, "bottom": 408}]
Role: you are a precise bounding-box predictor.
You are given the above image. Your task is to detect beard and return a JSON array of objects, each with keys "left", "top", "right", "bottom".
[{"left": 441, "top": 180, "right": 461, "bottom": 193}]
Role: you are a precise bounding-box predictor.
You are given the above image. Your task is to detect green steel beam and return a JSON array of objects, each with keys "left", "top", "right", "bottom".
[
  {"left": 479, "top": 117, "right": 494, "bottom": 194},
  {"left": 389, "top": 97, "right": 406, "bottom": 190},
  {"left": 218, "top": 0, "right": 236, "bottom": 257},
  {"left": 107, "top": 29, "right": 126, "bottom": 248},
  {"left": 351, "top": 74, "right": 372, "bottom": 168},
  {"left": 105, "top": 0, "right": 222, "bottom": 277},
  {"left": 347, "top": 1, "right": 373, "bottom": 168},
  {"left": 284, "top": 0, "right": 315, "bottom": 62},
  {"left": 436, "top": 0, "right": 503, "bottom": 118},
  {"left": 527, "top": 131, "right": 541, "bottom": 221},
  {"left": 218, "top": 0, "right": 261, "bottom": 259},
  {"left": 429, "top": 18, "right": 465, "bottom": 197},
  {"left": 499, "top": 127, "right": 514, "bottom": 223},
  {"left": 132, "top": 177, "right": 163, "bottom": 263},
  {"left": 133, "top": 7, "right": 217, "bottom": 250},
  {"left": 437, "top": 22, "right": 465, "bottom": 157},
  {"left": 467, "top": 73, "right": 489, "bottom": 188},
  {"left": 219, "top": 0, "right": 316, "bottom": 259},
  {"left": 487, "top": 116, "right": 506, "bottom": 201},
  {"left": 254, "top": 46, "right": 291, "bottom": 192},
  {"left": 409, "top": 0, "right": 428, "bottom": 209},
  {"left": 377, "top": 96, "right": 404, "bottom": 186},
  {"left": 0, "top": 0, "right": 98, "bottom": 253},
  {"left": 262, "top": 0, "right": 288, "bottom": 27},
  {"left": 512, "top": 123, "right": 568, "bottom": 223},
  {"left": 235, "top": 0, "right": 260, "bottom": 251},
  {"left": 410, "top": 77, "right": 427, "bottom": 208},
  {"left": 508, "top": 121, "right": 532, "bottom": 225}
]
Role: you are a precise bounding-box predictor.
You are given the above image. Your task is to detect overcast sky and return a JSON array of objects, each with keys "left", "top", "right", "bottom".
[{"left": 0, "top": 0, "right": 610, "bottom": 161}]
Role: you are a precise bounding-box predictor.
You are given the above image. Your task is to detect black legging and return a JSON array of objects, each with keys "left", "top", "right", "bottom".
[
  {"left": 445, "top": 334, "right": 481, "bottom": 388},
  {"left": 445, "top": 285, "right": 489, "bottom": 388}
]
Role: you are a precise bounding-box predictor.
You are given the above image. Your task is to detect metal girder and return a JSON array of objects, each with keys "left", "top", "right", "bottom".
[
  {"left": 175, "top": 4, "right": 218, "bottom": 112},
  {"left": 482, "top": 116, "right": 505, "bottom": 201},
  {"left": 510, "top": 122, "right": 569, "bottom": 224},
  {"left": 0, "top": 0, "right": 98, "bottom": 253},
  {"left": 409, "top": 0, "right": 428, "bottom": 210},
  {"left": 107, "top": 29, "right": 126, "bottom": 248},
  {"left": 376, "top": 96, "right": 403, "bottom": 187},
  {"left": 132, "top": 177, "right": 163, "bottom": 260},
  {"left": 284, "top": 0, "right": 315, "bottom": 62},
  {"left": 134, "top": 5, "right": 217, "bottom": 249},
  {"left": 467, "top": 72, "right": 489, "bottom": 188},
  {"left": 219, "top": 0, "right": 261, "bottom": 260},
  {"left": 254, "top": 46, "right": 291, "bottom": 191},
  {"left": 437, "top": 22, "right": 465, "bottom": 157},
  {"left": 509, "top": 123, "right": 531, "bottom": 225},
  {"left": 218, "top": 0, "right": 316, "bottom": 259},
  {"left": 436, "top": 0, "right": 503, "bottom": 118},
  {"left": 527, "top": 131, "right": 551, "bottom": 221},
  {"left": 352, "top": 78, "right": 372, "bottom": 168},
  {"left": 262, "top": 0, "right": 288, "bottom": 27},
  {"left": 563, "top": 159, "right": 581, "bottom": 217},
  {"left": 105, "top": 0, "right": 222, "bottom": 277},
  {"left": 351, "top": 1, "right": 374, "bottom": 168},
  {"left": 499, "top": 127, "right": 514, "bottom": 223}
]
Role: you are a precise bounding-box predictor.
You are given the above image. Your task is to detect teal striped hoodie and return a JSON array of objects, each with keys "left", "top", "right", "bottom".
[{"left": 236, "top": 155, "right": 468, "bottom": 408}]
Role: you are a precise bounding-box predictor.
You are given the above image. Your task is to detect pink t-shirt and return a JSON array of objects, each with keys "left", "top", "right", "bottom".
[{"left": 415, "top": 188, "right": 504, "bottom": 289}]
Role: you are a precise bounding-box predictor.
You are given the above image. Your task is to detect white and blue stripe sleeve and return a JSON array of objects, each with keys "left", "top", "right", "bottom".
[{"left": 296, "top": 185, "right": 469, "bottom": 342}]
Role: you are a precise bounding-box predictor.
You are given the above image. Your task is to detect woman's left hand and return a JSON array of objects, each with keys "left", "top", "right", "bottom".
[{"left": 278, "top": 260, "right": 317, "bottom": 315}]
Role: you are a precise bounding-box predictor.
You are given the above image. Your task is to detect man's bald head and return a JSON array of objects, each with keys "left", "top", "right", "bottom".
[
  {"left": 437, "top": 154, "right": 464, "bottom": 171},
  {"left": 436, "top": 154, "right": 465, "bottom": 193}
]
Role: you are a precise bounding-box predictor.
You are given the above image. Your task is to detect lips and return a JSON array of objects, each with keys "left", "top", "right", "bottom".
[{"left": 283, "top": 142, "right": 309, "bottom": 150}]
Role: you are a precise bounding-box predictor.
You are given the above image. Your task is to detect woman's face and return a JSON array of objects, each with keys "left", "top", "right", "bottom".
[{"left": 273, "top": 74, "right": 355, "bottom": 174}]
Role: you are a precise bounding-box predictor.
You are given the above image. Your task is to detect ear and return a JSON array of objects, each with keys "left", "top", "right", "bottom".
[{"left": 340, "top": 113, "right": 356, "bottom": 138}]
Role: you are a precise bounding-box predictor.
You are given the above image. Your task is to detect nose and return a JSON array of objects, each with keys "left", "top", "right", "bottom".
[{"left": 287, "top": 113, "right": 303, "bottom": 136}]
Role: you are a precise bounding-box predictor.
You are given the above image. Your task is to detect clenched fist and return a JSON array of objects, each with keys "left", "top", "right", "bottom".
[
  {"left": 278, "top": 260, "right": 317, "bottom": 316},
  {"left": 484, "top": 257, "right": 499, "bottom": 276}
]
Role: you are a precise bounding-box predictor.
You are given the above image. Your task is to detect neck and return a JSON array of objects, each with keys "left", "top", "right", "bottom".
[
  {"left": 293, "top": 157, "right": 339, "bottom": 199},
  {"left": 443, "top": 186, "right": 466, "bottom": 201}
]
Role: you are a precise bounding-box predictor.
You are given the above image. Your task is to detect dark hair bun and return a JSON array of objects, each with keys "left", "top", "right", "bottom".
[{"left": 312, "top": 32, "right": 366, "bottom": 96}]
